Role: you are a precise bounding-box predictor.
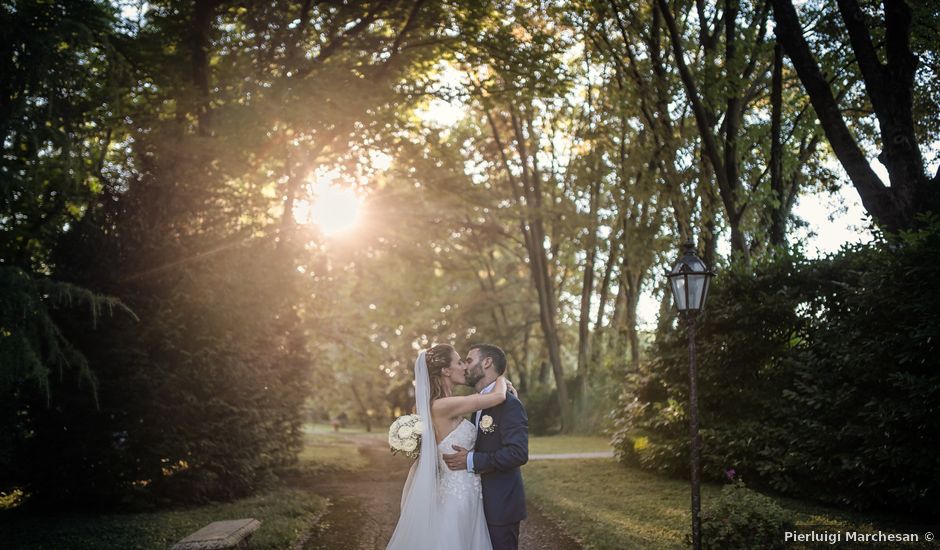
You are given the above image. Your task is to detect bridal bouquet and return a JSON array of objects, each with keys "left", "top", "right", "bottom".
[{"left": 388, "top": 414, "right": 423, "bottom": 458}]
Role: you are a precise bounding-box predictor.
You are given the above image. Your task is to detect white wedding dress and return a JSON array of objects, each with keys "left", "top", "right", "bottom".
[
  {"left": 386, "top": 352, "right": 493, "bottom": 550},
  {"left": 434, "top": 419, "right": 492, "bottom": 549}
]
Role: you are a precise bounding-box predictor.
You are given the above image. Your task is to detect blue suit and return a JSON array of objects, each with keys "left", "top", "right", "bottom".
[{"left": 472, "top": 392, "right": 528, "bottom": 550}]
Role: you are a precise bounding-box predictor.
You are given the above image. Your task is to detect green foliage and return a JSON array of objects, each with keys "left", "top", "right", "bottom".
[
  {"left": 0, "top": 266, "right": 134, "bottom": 402},
  {"left": 697, "top": 479, "right": 795, "bottom": 550},
  {"left": 0, "top": 422, "right": 385, "bottom": 548},
  {"left": 0, "top": 0, "right": 134, "bottom": 402},
  {"left": 0, "top": 266, "right": 136, "bottom": 490},
  {"left": 0, "top": 0, "right": 127, "bottom": 270},
  {"left": 7, "top": 231, "right": 314, "bottom": 507},
  {"left": 3, "top": 0, "right": 935, "bottom": 523},
  {"left": 764, "top": 225, "right": 940, "bottom": 513},
  {"left": 525, "top": 384, "right": 562, "bottom": 435},
  {"left": 0, "top": 486, "right": 326, "bottom": 550},
  {"left": 612, "top": 225, "right": 940, "bottom": 516},
  {"left": 2, "top": 0, "right": 456, "bottom": 510}
]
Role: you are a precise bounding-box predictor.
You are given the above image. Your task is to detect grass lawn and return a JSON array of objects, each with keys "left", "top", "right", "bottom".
[
  {"left": 524, "top": 458, "right": 709, "bottom": 549},
  {"left": 523, "top": 458, "right": 939, "bottom": 550},
  {"left": 529, "top": 434, "right": 612, "bottom": 455},
  {"left": 293, "top": 423, "right": 376, "bottom": 474},
  {"left": 303, "top": 422, "right": 385, "bottom": 437},
  {"left": 0, "top": 425, "right": 378, "bottom": 550},
  {"left": 0, "top": 487, "right": 326, "bottom": 550}
]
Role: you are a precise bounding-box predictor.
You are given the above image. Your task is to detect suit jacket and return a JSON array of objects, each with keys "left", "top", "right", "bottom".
[{"left": 473, "top": 391, "right": 528, "bottom": 525}]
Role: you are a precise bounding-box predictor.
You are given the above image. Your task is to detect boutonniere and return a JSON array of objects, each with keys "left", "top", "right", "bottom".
[{"left": 480, "top": 415, "right": 496, "bottom": 434}]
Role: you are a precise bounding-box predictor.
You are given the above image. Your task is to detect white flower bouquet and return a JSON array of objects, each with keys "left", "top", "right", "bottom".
[{"left": 388, "top": 414, "right": 424, "bottom": 459}]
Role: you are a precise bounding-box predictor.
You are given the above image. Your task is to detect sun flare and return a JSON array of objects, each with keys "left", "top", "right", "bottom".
[{"left": 294, "top": 176, "right": 362, "bottom": 236}]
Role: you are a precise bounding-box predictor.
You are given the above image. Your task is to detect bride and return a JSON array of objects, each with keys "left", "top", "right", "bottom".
[{"left": 386, "top": 344, "right": 508, "bottom": 550}]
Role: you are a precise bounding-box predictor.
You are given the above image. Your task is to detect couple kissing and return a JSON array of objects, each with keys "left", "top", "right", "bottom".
[{"left": 386, "top": 343, "right": 529, "bottom": 550}]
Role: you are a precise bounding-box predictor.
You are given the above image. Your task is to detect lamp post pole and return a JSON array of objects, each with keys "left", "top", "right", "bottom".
[
  {"left": 686, "top": 313, "right": 702, "bottom": 550},
  {"left": 666, "top": 241, "right": 713, "bottom": 550}
]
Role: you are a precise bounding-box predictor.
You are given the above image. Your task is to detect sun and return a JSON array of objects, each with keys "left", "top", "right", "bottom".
[{"left": 294, "top": 174, "right": 363, "bottom": 236}]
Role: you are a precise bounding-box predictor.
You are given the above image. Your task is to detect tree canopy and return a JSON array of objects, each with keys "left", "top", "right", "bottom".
[{"left": 1, "top": 0, "right": 937, "bottom": 514}]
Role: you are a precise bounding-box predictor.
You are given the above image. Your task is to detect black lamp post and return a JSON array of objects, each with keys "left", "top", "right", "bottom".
[{"left": 666, "top": 241, "right": 715, "bottom": 550}]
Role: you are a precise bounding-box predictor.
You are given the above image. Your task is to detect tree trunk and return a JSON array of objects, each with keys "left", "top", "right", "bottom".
[
  {"left": 522, "top": 220, "right": 572, "bottom": 429},
  {"left": 349, "top": 384, "right": 372, "bottom": 432},
  {"left": 769, "top": 41, "right": 787, "bottom": 247},
  {"left": 656, "top": 284, "right": 676, "bottom": 338},
  {"left": 520, "top": 320, "right": 534, "bottom": 393},
  {"left": 517, "top": 123, "right": 572, "bottom": 431},
  {"left": 481, "top": 102, "right": 573, "bottom": 431},
  {"left": 190, "top": 0, "right": 216, "bottom": 136},
  {"left": 624, "top": 270, "right": 643, "bottom": 373},
  {"left": 610, "top": 260, "right": 627, "bottom": 341},
  {"left": 700, "top": 160, "right": 719, "bottom": 268},
  {"left": 723, "top": 0, "right": 748, "bottom": 262},
  {"left": 612, "top": 235, "right": 635, "bottom": 376},
  {"left": 590, "top": 230, "right": 620, "bottom": 366},
  {"left": 576, "top": 178, "right": 601, "bottom": 407}
]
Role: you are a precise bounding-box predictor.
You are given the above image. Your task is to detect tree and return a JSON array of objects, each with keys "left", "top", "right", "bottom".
[
  {"left": 2, "top": 0, "right": 456, "bottom": 506},
  {"left": 0, "top": 0, "right": 135, "bottom": 397},
  {"left": 771, "top": 0, "right": 940, "bottom": 232},
  {"left": 452, "top": 1, "right": 582, "bottom": 429}
]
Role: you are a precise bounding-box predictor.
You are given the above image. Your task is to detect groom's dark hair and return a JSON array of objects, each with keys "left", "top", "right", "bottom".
[{"left": 469, "top": 343, "right": 507, "bottom": 375}]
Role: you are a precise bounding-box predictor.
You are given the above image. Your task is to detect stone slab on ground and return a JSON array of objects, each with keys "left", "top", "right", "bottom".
[{"left": 171, "top": 518, "right": 260, "bottom": 550}]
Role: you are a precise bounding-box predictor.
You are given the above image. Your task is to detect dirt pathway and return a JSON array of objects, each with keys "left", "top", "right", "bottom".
[{"left": 297, "top": 434, "right": 581, "bottom": 550}]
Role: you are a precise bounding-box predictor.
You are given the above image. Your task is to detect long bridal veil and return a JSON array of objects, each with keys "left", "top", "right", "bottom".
[{"left": 386, "top": 350, "right": 441, "bottom": 550}]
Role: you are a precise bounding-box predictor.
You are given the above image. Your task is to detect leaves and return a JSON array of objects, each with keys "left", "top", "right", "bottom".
[{"left": 612, "top": 225, "right": 940, "bottom": 516}]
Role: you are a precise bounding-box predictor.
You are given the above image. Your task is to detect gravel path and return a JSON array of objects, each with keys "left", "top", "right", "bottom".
[{"left": 297, "top": 434, "right": 581, "bottom": 550}]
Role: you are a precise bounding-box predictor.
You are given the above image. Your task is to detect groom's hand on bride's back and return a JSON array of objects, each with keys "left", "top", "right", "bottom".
[{"left": 443, "top": 445, "right": 469, "bottom": 471}]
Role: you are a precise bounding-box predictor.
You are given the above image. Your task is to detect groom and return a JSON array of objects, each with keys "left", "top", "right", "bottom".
[{"left": 443, "top": 343, "right": 528, "bottom": 550}]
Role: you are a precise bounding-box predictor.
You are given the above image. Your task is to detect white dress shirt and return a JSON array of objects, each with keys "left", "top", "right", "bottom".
[{"left": 467, "top": 380, "right": 496, "bottom": 472}]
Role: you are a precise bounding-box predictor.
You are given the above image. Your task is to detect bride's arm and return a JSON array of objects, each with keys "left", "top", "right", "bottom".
[{"left": 432, "top": 377, "right": 507, "bottom": 418}]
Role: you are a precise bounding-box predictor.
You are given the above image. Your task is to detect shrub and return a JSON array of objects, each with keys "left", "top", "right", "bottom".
[
  {"left": 697, "top": 479, "right": 795, "bottom": 550},
  {"left": 524, "top": 384, "right": 561, "bottom": 435},
  {"left": 611, "top": 223, "right": 940, "bottom": 516},
  {"left": 4, "top": 232, "right": 312, "bottom": 508}
]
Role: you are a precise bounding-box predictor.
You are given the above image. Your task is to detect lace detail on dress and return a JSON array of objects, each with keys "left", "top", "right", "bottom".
[{"left": 436, "top": 419, "right": 483, "bottom": 505}]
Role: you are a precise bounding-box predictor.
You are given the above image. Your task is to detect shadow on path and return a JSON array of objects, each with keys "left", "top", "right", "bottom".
[{"left": 294, "top": 434, "right": 581, "bottom": 550}]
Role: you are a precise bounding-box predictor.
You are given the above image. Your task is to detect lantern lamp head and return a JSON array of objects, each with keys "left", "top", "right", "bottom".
[{"left": 667, "top": 241, "right": 715, "bottom": 313}]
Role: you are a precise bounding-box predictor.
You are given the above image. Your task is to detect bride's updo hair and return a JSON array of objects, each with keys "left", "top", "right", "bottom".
[{"left": 425, "top": 344, "right": 455, "bottom": 402}]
